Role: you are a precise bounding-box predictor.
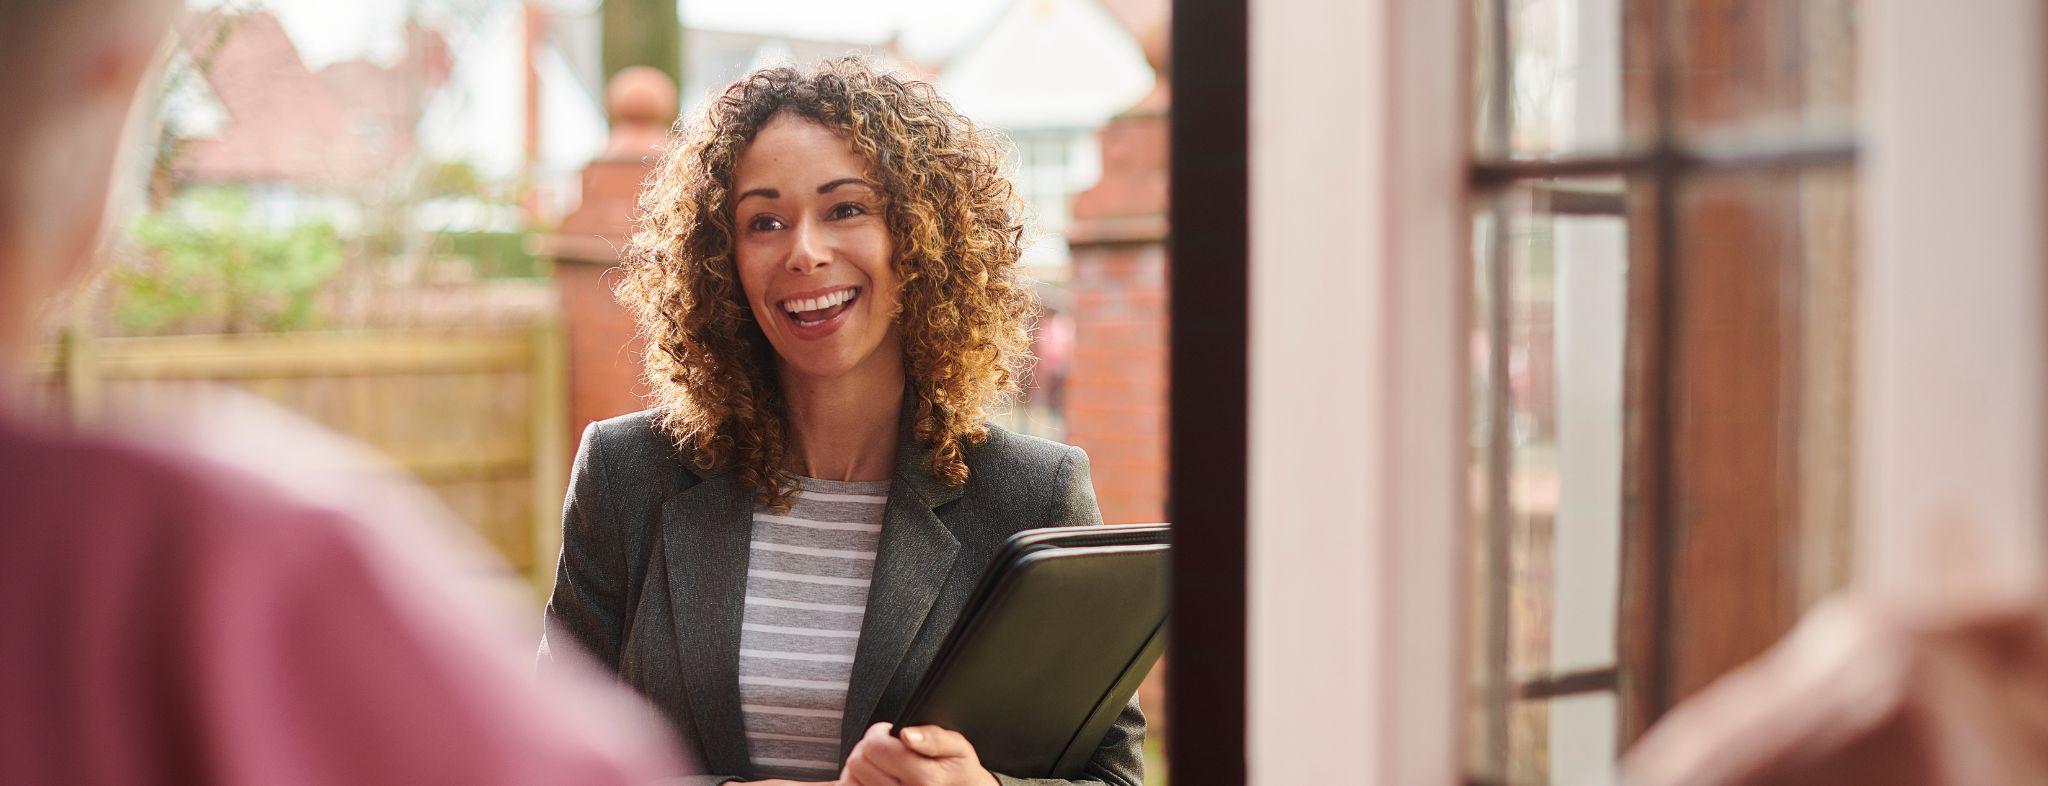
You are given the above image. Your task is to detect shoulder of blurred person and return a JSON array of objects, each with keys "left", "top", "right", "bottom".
[
  {"left": 1620, "top": 586, "right": 2048, "bottom": 786},
  {"left": 0, "top": 389, "right": 694, "bottom": 786}
]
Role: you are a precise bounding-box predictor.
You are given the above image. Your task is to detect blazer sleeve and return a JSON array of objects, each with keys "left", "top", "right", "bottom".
[
  {"left": 540, "top": 421, "right": 629, "bottom": 672},
  {"left": 993, "top": 446, "right": 1146, "bottom": 786}
]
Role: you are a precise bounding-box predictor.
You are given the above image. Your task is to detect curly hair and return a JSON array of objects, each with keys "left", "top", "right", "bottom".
[{"left": 617, "top": 57, "right": 1037, "bottom": 508}]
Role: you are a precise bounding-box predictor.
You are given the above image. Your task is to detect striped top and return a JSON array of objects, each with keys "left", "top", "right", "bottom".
[{"left": 736, "top": 476, "right": 889, "bottom": 780}]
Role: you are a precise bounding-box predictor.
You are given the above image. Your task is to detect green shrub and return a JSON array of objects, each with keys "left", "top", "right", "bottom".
[{"left": 114, "top": 187, "right": 344, "bottom": 333}]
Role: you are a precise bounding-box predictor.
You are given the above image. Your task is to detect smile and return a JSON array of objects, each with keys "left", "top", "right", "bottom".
[{"left": 778, "top": 285, "right": 861, "bottom": 328}]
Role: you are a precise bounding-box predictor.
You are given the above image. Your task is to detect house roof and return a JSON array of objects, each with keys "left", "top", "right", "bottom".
[
  {"left": 935, "top": 0, "right": 1155, "bottom": 129},
  {"left": 680, "top": 27, "right": 919, "bottom": 115},
  {"left": 171, "top": 11, "right": 449, "bottom": 189},
  {"left": 1091, "top": 0, "right": 1167, "bottom": 45}
]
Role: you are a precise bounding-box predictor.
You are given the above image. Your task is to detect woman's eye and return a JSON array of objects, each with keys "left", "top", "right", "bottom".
[
  {"left": 827, "top": 202, "right": 867, "bottom": 220},
  {"left": 747, "top": 215, "right": 784, "bottom": 232}
]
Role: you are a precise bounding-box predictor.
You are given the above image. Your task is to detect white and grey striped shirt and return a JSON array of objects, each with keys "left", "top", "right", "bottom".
[{"left": 737, "top": 477, "right": 888, "bottom": 780}]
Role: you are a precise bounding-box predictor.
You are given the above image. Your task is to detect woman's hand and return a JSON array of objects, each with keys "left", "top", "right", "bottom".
[
  {"left": 837, "top": 722, "right": 1000, "bottom": 786},
  {"left": 749, "top": 780, "right": 835, "bottom": 785}
]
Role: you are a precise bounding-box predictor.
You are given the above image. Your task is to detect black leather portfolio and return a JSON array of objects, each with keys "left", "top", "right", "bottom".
[{"left": 892, "top": 523, "right": 1171, "bottom": 779}]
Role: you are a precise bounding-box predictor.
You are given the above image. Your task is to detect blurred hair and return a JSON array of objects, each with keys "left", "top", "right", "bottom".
[{"left": 619, "top": 56, "right": 1035, "bottom": 508}]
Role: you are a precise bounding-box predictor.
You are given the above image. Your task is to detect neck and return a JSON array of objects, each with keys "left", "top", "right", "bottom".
[{"left": 779, "top": 355, "right": 905, "bottom": 483}]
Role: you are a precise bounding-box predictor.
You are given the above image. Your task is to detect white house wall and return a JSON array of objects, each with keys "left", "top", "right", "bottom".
[{"left": 935, "top": 0, "right": 1154, "bottom": 131}]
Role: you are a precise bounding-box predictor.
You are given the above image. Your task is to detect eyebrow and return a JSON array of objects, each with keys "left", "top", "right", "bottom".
[
  {"left": 734, "top": 178, "right": 871, "bottom": 206},
  {"left": 816, "top": 178, "right": 871, "bottom": 194}
]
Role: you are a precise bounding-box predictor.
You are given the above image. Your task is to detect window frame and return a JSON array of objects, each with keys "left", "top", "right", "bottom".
[
  {"left": 1167, "top": 0, "right": 1250, "bottom": 782},
  {"left": 1172, "top": 0, "right": 2048, "bottom": 784},
  {"left": 1466, "top": 0, "right": 1860, "bottom": 780}
]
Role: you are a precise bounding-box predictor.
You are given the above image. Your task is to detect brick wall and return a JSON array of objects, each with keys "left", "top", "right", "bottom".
[
  {"left": 1066, "top": 242, "right": 1169, "bottom": 524},
  {"left": 1064, "top": 89, "right": 1170, "bottom": 526}
]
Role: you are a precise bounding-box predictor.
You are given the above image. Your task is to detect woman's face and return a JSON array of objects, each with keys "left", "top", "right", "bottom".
[{"left": 731, "top": 113, "right": 902, "bottom": 384}]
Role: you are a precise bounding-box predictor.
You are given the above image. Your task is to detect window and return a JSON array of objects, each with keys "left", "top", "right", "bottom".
[
  {"left": 1008, "top": 129, "right": 1087, "bottom": 237},
  {"left": 1464, "top": 1, "right": 1859, "bottom": 783}
]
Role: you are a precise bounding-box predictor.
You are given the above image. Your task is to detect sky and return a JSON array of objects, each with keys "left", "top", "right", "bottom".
[{"left": 191, "top": 0, "right": 1015, "bottom": 69}]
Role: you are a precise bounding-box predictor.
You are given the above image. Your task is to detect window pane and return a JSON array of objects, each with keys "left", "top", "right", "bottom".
[
  {"left": 1469, "top": 179, "right": 1635, "bottom": 783},
  {"left": 1662, "top": 165, "right": 1858, "bottom": 699},
  {"left": 1541, "top": 690, "right": 1619, "bottom": 786},
  {"left": 1504, "top": 179, "right": 1631, "bottom": 680},
  {"left": 1497, "top": 690, "right": 1622, "bottom": 786},
  {"left": 1673, "top": 0, "right": 1857, "bottom": 145},
  {"left": 1791, "top": 168, "right": 1857, "bottom": 607},
  {"left": 1506, "top": 698, "right": 1550, "bottom": 784},
  {"left": 1474, "top": 0, "right": 1635, "bottom": 158},
  {"left": 1468, "top": 199, "right": 1507, "bottom": 781}
]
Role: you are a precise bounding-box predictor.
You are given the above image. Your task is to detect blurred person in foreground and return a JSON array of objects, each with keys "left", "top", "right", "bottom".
[
  {"left": 1621, "top": 583, "right": 2048, "bottom": 786},
  {"left": 0, "top": 1, "right": 692, "bottom": 783},
  {"left": 539, "top": 58, "right": 1144, "bottom": 786}
]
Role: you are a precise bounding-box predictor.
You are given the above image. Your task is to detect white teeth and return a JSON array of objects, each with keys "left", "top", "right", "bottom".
[{"left": 781, "top": 287, "right": 857, "bottom": 313}]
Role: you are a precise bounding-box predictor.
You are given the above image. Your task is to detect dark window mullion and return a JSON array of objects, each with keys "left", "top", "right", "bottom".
[
  {"left": 1530, "top": 184, "right": 1628, "bottom": 218},
  {"left": 1512, "top": 665, "right": 1621, "bottom": 701},
  {"left": 1470, "top": 138, "right": 1858, "bottom": 189}
]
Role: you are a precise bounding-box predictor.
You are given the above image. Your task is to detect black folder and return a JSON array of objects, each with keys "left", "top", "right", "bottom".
[{"left": 892, "top": 523, "right": 1170, "bottom": 779}]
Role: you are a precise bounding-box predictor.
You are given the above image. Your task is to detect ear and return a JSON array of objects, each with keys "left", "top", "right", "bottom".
[{"left": 13, "top": 20, "right": 172, "bottom": 298}]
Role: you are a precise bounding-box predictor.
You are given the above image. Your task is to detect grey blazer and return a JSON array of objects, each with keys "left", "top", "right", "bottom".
[{"left": 538, "top": 406, "right": 1146, "bottom": 786}]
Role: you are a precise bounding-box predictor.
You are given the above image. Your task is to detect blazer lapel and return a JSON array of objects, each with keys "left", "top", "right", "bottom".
[
  {"left": 661, "top": 465, "right": 755, "bottom": 773},
  {"left": 838, "top": 404, "right": 966, "bottom": 750}
]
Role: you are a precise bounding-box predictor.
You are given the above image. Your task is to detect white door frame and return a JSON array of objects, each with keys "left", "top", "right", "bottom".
[
  {"left": 1858, "top": 0, "right": 2048, "bottom": 592},
  {"left": 1245, "top": 0, "right": 1467, "bottom": 782}
]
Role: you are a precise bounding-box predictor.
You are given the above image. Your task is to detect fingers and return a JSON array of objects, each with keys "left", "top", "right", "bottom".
[
  {"left": 898, "top": 725, "right": 975, "bottom": 760},
  {"left": 848, "top": 722, "right": 987, "bottom": 786},
  {"left": 847, "top": 723, "right": 916, "bottom": 784},
  {"left": 843, "top": 742, "right": 907, "bottom": 786}
]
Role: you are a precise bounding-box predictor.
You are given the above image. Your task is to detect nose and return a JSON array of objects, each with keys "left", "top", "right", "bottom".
[{"left": 786, "top": 218, "right": 829, "bottom": 275}]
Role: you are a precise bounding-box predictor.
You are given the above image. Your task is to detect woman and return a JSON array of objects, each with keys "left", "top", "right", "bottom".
[{"left": 538, "top": 58, "right": 1146, "bottom": 786}]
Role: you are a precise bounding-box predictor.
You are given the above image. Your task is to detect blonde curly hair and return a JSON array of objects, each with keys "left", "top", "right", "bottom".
[{"left": 617, "top": 57, "right": 1037, "bottom": 507}]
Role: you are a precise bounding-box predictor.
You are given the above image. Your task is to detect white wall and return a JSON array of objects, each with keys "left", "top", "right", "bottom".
[
  {"left": 1858, "top": 0, "right": 2048, "bottom": 592},
  {"left": 1247, "top": 0, "right": 1465, "bottom": 782}
]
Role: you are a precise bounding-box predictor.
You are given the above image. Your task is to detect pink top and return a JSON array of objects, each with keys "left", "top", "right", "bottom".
[{"left": 0, "top": 407, "right": 693, "bottom": 785}]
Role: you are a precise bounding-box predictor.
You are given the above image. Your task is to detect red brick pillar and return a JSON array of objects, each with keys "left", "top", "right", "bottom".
[
  {"left": 1064, "top": 62, "right": 1170, "bottom": 527},
  {"left": 542, "top": 67, "right": 674, "bottom": 445}
]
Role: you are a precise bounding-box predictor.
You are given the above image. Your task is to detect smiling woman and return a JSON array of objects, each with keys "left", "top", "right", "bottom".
[{"left": 539, "top": 58, "right": 1145, "bottom": 786}]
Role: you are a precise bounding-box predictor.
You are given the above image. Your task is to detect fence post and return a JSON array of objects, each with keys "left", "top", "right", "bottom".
[
  {"left": 528, "top": 319, "right": 570, "bottom": 602},
  {"left": 56, "top": 327, "right": 99, "bottom": 426}
]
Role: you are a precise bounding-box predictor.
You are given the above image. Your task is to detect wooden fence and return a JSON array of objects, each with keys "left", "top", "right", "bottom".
[{"left": 31, "top": 325, "right": 570, "bottom": 601}]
